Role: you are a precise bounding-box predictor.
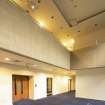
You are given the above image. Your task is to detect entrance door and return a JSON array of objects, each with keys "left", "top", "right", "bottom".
[
  {"left": 12, "top": 75, "right": 29, "bottom": 102},
  {"left": 68, "top": 79, "right": 71, "bottom": 92},
  {"left": 47, "top": 78, "right": 52, "bottom": 96}
]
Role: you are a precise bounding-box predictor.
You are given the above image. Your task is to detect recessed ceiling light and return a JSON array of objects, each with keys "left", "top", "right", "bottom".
[
  {"left": 5, "top": 57, "right": 10, "bottom": 61},
  {"left": 63, "top": 42, "right": 67, "bottom": 46},
  {"left": 51, "top": 16, "right": 54, "bottom": 19},
  {"left": 63, "top": 39, "right": 75, "bottom": 46},
  {"left": 38, "top": 21, "right": 45, "bottom": 28},
  {"left": 38, "top": 0, "right": 41, "bottom": 3},
  {"left": 94, "top": 24, "right": 98, "bottom": 27},
  {"left": 26, "top": 10, "right": 29, "bottom": 13},
  {"left": 70, "top": 39, "right": 75, "bottom": 44},
  {"left": 74, "top": 5, "right": 78, "bottom": 8},
  {"left": 67, "top": 47, "right": 74, "bottom": 51},
  {"left": 31, "top": 5, "right": 35, "bottom": 9}
]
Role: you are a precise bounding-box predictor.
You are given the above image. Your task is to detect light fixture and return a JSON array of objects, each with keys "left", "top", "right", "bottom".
[
  {"left": 51, "top": 16, "right": 54, "bottom": 19},
  {"left": 38, "top": 0, "right": 41, "bottom": 3},
  {"left": 67, "top": 47, "right": 74, "bottom": 51},
  {"left": 31, "top": 5, "right": 35, "bottom": 9},
  {"left": 70, "top": 39, "right": 75, "bottom": 45},
  {"left": 38, "top": 21, "right": 45, "bottom": 28},
  {"left": 5, "top": 57, "right": 10, "bottom": 61},
  {"left": 62, "top": 38, "right": 75, "bottom": 51},
  {"left": 63, "top": 42, "right": 67, "bottom": 46}
]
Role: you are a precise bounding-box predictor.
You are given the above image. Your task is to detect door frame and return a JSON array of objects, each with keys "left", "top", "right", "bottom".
[{"left": 12, "top": 75, "right": 29, "bottom": 102}]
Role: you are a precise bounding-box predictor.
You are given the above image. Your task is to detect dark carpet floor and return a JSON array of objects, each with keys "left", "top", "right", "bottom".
[{"left": 14, "top": 92, "right": 105, "bottom": 105}]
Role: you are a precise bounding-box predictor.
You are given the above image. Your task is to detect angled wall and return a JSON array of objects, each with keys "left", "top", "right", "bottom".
[
  {"left": 71, "top": 36, "right": 105, "bottom": 101},
  {"left": 0, "top": 0, "right": 70, "bottom": 69},
  {"left": 71, "top": 42, "right": 105, "bottom": 69},
  {"left": 76, "top": 68, "right": 105, "bottom": 101}
]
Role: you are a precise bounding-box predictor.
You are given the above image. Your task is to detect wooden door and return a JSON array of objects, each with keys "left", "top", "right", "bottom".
[
  {"left": 12, "top": 75, "right": 29, "bottom": 102},
  {"left": 47, "top": 78, "right": 52, "bottom": 96}
]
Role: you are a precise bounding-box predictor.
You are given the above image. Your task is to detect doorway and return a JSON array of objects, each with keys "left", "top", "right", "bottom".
[
  {"left": 12, "top": 75, "right": 29, "bottom": 102},
  {"left": 68, "top": 79, "right": 71, "bottom": 92},
  {"left": 71, "top": 76, "right": 76, "bottom": 92},
  {"left": 47, "top": 78, "right": 53, "bottom": 96}
]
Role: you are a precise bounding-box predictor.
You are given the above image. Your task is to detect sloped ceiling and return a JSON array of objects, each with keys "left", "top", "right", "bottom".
[{"left": 9, "top": 0, "right": 105, "bottom": 51}]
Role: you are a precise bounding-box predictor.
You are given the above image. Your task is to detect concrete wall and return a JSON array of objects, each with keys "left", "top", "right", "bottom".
[
  {"left": 71, "top": 43, "right": 105, "bottom": 69},
  {"left": 0, "top": 63, "right": 70, "bottom": 105},
  {"left": 76, "top": 68, "right": 105, "bottom": 101},
  {"left": 71, "top": 41, "right": 105, "bottom": 101},
  {"left": 0, "top": 0, "right": 70, "bottom": 69}
]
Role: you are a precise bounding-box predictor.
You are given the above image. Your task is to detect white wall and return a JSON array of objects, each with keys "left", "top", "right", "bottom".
[
  {"left": 0, "top": 63, "right": 35, "bottom": 105},
  {"left": 53, "top": 75, "right": 69, "bottom": 95},
  {"left": 0, "top": 68, "right": 12, "bottom": 105},
  {"left": 0, "top": 63, "right": 70, "bottom": 105},
  {"left": 33, "top": 73, "right": 69, "bottom": 99},
  {"left": 34, "top": 73, "right": 47, "bottom": 99},
  {"left": 0, "top": 0, "right": 70, "bottom": 69},
  {"left": 76, "top": 68, "right": 105, "bottom": 101}
]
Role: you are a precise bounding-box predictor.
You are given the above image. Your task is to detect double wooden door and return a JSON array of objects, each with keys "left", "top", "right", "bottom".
[{"left": 12, "top": 75, "right": 29, "bottom": 102}]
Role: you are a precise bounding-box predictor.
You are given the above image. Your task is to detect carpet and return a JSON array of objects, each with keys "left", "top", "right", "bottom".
[{"left": 14, "top": 92, "right": 105, "bottom": 105}]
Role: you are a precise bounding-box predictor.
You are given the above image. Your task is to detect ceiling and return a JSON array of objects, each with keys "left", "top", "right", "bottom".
[
  {"left": 0, "top": 48, "right": 75, "bottom": 76},
  {"left": 9, "top": 0, "right": 105, "bottom": 51}
]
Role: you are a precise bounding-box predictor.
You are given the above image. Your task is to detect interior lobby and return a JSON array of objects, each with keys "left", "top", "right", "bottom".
[{"left": 0, "top": 0, "right": 105, "bottom": 105}]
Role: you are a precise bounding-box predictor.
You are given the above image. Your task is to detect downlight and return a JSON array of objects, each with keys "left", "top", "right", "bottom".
[{"left": 5, "top": 57, "right": 10, "bottom": 61}]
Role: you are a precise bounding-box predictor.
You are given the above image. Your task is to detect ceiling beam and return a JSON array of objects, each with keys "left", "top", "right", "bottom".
[
  {"left": 78, "top": 9, "right": 105, "bottom": 24},
  {"left": 71, "top": 66, "right": 105, "bottom": 70}
]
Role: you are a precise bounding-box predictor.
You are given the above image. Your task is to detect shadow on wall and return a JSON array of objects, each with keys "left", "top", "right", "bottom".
[{"left": 70, "top": 52, "right": 80, "bottom": 69}]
